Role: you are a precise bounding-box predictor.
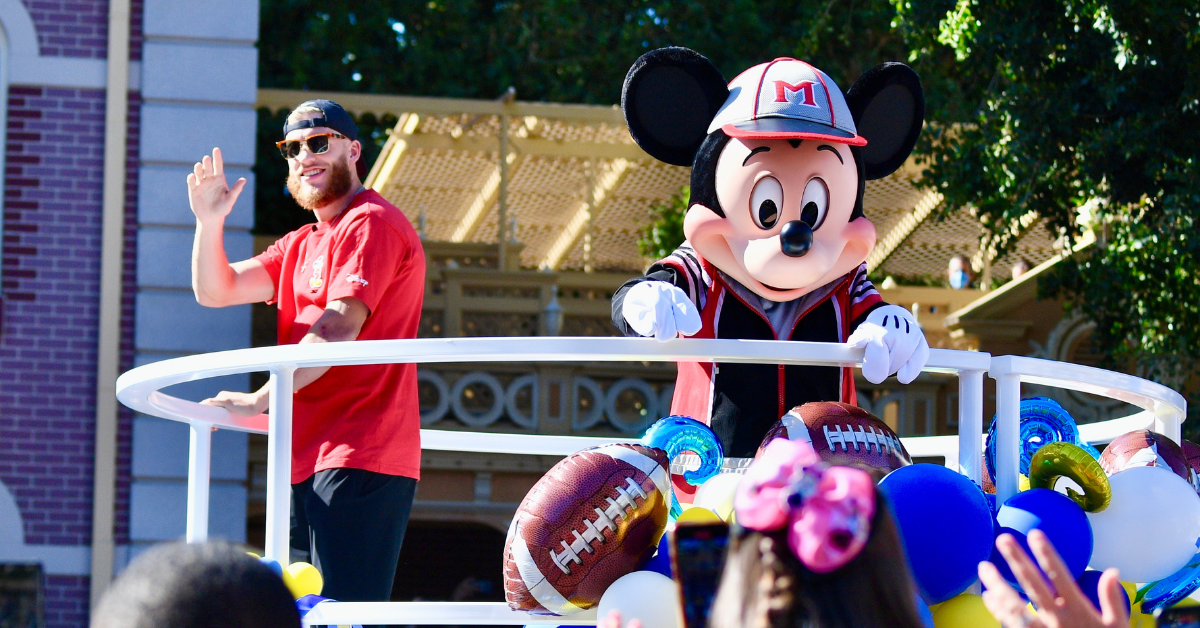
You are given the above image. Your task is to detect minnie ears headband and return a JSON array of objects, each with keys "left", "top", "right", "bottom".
[{"left": 735, "top": 439, "right": 876, "bottom": 573}]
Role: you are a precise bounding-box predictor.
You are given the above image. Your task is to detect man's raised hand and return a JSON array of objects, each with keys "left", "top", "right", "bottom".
[{"left": 187, "top": 147, "right": 247, "bottom": 224}]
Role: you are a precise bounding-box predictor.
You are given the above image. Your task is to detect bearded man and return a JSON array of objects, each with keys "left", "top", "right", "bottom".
[{"left": 187, "top": 100, "right": 425, "bottom": 602}]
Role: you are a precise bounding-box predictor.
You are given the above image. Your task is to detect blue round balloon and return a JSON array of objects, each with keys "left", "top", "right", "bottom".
[
  {"left": 879, "top": 464, "right": 995, "bottom": 604},
  {"left": 913, "top": 592, "right": 934, "bottom": 628},
  {"left": 258, "top": 557, "right": 283, "bottom": 577},
  {"left": 986, "top": 397, "right": 1081, "bottom": 480},
  {"left": 1142, "top": 554, "right": 1200, "bottom": 612},
  {"left": 1076, "top": 570, "right": 1131, "bottom": 615},
  {"left": 642, "top": 415, "right": 724, "bottom": 517},
  {"left": 991, "top": 488, "right": 1093, "bottom": 587},
  {"left": 641, "top": 533, "right": 672, "bottom": 577}
]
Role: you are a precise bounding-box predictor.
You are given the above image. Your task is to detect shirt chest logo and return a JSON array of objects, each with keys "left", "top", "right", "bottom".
[{"left": 308, "top": 255, "right": 325, "bottom": 290}]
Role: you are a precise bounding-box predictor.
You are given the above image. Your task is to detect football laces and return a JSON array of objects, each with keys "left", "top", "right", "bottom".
[
  {"left": 823, "top": 424, "right": 907, "bottom": 461},
  {"left": 549, "top": 476, "right": 649, "bottom": 575}
]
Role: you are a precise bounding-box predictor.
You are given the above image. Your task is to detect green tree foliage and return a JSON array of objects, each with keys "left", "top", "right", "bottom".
[
  {"left": 637, "top": 185, "right": 689, "bottom": 263},
  {"left": 891, "top": 0, "right": 1200, "bottom": 384},
  {"left": 255, "top": 0, "right": 965, "bottom": 238},
  {"left": 258, "top": 0, "right": 917, "bottom": 104}
]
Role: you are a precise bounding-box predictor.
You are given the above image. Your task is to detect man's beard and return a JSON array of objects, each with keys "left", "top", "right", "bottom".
[{"left": 287, "top": 158, "right": 354, "bottom": 210}]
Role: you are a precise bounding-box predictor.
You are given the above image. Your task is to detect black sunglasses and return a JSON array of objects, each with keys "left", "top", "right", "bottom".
[{"left": 276, "top": 132, "right": 348, "bottom": 159}]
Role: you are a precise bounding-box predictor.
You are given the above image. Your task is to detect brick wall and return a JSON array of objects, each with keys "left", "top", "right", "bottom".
[
  {"left": 44, "top": 575, "right": 89, "bottom": 626},
  {"left": 1, "top": 85, "right": 105, "bottom": 544},
  {"left": 18, "top": 0, "right": 143, "bottom": 60},
  {"left": 0, "top": 85, "right": 106, "bottom": 627},
  {"left": 115, "top": 91, "right": 140, "bottom": 545},
  {"left": 20, "top": 0, "right": 108, "bottom": 59}
]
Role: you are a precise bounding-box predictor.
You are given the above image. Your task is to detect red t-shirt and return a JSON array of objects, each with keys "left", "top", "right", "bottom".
[{"left": 255, "top": 190, "right": 425, "bottom": 484}]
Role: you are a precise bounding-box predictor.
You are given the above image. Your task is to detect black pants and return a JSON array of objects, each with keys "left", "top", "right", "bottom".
[{"left": 291, "top": 468, "right": 417, "bottom": 602}]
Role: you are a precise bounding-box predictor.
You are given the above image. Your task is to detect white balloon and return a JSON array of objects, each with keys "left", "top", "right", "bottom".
[
  {"left": 693, "top": 473, "right": 743, "bottom": 521},
  {"left": 597, "top": 571, "right": 681, "bottom": 628},
  {"left": 1087, "top": 465, "right": 1200, "bottom": 583}
]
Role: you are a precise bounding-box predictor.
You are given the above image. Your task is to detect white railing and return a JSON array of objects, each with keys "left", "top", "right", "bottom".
[{"left": 114, "top": 337, "right": 1185, "bottom": 626}]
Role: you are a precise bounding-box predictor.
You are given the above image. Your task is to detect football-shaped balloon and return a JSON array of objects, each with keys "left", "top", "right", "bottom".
[
  {"left": 503, "top": 443, "right": 670, "bottom": 615},
  {"left": 757, "top": 402, "right": 911, "bottom": 474},
  {"left": 1180, "top": 440, "right": 1200, "bottom": 493},
  {"left": 1098, "top": 430, "right": 1189, "bottom": 481}
]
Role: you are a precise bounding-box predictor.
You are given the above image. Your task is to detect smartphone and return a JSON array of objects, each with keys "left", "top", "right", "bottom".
[
  {"left": 670, "top": 522, "right": 731, "bottom": 628},
  {"left": 1157, "top": 606, "right": 1200, "bottom": 627}
]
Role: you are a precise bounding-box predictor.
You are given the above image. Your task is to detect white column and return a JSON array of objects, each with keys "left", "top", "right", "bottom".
[
  {"left": 185, "top": 422, "right": 213, "bottom": 543},
  {"left": 130, "top": 0, "right": 259, "bottom": 552},
  {"left": 957, "top": 370, "right": 985, "bottom": 484},
  {"left": 994, "top": 373, "right": 1022, "bottom": 502},
  {"left": 265, "top": 367, "right": 296, "bottom": 563}
]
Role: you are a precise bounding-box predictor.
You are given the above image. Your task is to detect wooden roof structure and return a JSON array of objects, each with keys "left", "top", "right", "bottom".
[{"left": 258, "top": 89, "right": 1062, "bottom": 281}]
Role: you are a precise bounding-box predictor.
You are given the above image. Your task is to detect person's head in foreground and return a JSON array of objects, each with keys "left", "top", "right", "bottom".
[
  {"left": 91, "top": 541, "right": 300, "bottom": 628},
  {"left": 709, "top": 438, "right": 924, "bottom": 628},
  {"left": 979, "top": 529, "right": 1129, "bottom": 628},
  {"left": 278, "top": 99, "right": 365, "bottom": 212}
]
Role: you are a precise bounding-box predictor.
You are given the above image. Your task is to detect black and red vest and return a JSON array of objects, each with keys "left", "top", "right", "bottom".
[{"left": 612, "top": 243, "right": 884, "bottom": 458}]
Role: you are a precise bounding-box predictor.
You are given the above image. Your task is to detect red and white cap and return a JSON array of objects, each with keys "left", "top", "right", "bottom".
[{"left": 708, "top": 58, "right": 866, "bottom": 146}]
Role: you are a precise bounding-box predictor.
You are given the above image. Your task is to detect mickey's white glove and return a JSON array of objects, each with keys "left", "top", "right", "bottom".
[
  {"left": 622, "top": 281, "right": 702, "bottom": 342},
  {"left": 847, "top": 304, "right": 930, "bottom": 384}
]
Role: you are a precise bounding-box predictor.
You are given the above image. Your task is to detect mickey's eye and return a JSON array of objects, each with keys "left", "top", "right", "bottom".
[
  {"left": 800, "top": 177, "right": 829, "bottom": 230},
  {"left": 750, "top": 176, "right": 783, "bottom": 230}
]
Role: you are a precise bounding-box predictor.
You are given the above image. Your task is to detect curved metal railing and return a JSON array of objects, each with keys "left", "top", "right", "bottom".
[{"left": 115, "top": 337, "right": 1186, "bottom": 626}]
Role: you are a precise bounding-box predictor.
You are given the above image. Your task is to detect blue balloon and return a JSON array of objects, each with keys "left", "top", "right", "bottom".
[
  {"left": 991, "top": 489, "right": 1093, "bottom": 587},
  {"left": 986, "top": 397, "right": 1082, "bottom": 479},
  {"left": 1076, "top": 570, "right": 1131, "bottom": 615},
  {"left": 641, "top": 533, "right": 673, "bottom": 578},
  {"left": 295, "top": 594, "right": 331, "bottom": 616},
  {"left": 879, "top": 464, "right": 995, "bottom": 604},
  {"left": 913, "top": 592, "right": 935, "bottom": 628},
  {"left": 1141, "top": 553, "right": 1200, "bottom": 612},
  {"left": 642, "top": 416, "right": 724, "bottom": 517},
  {"left": 258, "top": 557, "right": 283, "bottom": 576}
]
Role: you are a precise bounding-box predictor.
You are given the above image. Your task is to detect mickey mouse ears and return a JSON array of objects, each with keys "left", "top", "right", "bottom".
[
  {"left": 845, "top": 63, "right": 925, "bottom": 180},
  {"left": 621, "top": 47, "right": 729, "bottom": 167},
  {"left": 622, "top": 48, "right": 925, "bottom": 181}
]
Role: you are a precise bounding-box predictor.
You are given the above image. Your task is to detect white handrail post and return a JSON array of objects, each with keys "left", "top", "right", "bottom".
[
  {"left": 265, "top": 366, "right": 296, "bottom": 563},
  {"left": 994, "top": 372, "right": 1021, "bottom": 502},
  {"left": 1156, "top": 409, "right": 1183, "bottom": 444},
  {"left": 957, "top": 370, "right": 985, "bottom": 484},
  {"left": 185, "top": 421, "right": 212, "bottom": 543}
]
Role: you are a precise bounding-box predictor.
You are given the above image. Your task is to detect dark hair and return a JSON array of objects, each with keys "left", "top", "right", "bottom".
[
  {"left": 91, "top": 541, "right": 301, "bottom": 628},
  {"left": 688, "top": 131, "right": 867, "bottom": 223},
  {"left": 709, "top": 489, "right": 922, "bottom": 628}
]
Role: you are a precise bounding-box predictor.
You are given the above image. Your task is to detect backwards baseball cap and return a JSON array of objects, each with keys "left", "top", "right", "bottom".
[
  {"left": 708, "top": 58, "right": 866, "bottom": 146},
  {"left": 283, "top": 99, "right": 359, "bottom": 141}
]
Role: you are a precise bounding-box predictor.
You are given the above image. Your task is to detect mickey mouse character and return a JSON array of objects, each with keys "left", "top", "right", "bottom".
[{"left": 612, "top": 47, "right": 930, "bottom": 458}]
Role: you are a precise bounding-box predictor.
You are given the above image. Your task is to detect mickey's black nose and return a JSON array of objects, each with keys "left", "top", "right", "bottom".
[{"left": 780, "top": 220, "right": 813, "bottom": 257}]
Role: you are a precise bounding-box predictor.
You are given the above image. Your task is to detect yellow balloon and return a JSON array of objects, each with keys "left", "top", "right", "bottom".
[
  {"left": 1028, "top": 442, "right": 1112, "bottom": 512},
  {"left": 675, "top": 506, "right": 723, "bottom": 525},
  {"left": 1019, "top": 474, "right": 1030, "bottom": 492},
  {"left": 282, "top": 562, "right": 323, "bottom": 599},
  {"left": 932, "top": 593, "right": 1000, "bottom": 628},
  {"left": 1123, "top": 581, "right": 1156, "bottom": 628}
]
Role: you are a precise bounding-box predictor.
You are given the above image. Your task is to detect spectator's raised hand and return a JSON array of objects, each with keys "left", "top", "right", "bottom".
[
  {"left": 187, "top": 147, "right": 246, "bottom": 224},
  {"left": 978, "top": 530, "right": 1129, "bottom": 628}
]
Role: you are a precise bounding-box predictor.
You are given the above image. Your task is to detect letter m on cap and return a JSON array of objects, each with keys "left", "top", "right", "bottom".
[{"left": 773, "top": 80, "right": 818, "bottom": 107}]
